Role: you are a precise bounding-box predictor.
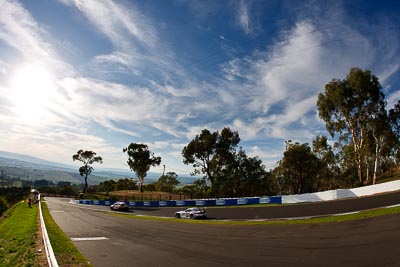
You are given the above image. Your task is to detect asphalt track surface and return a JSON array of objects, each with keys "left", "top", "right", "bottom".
[{"left": 45, "top": 192, "right": 400, "bottom": 267}]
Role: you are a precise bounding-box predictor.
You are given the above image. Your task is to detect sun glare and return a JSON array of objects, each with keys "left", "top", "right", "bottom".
[{"left": 11, "top": 64, "right": 55, "bottom": 119}]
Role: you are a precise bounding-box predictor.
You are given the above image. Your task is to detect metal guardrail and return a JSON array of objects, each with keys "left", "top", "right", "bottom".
[{"left": 38, "top": 195, "right": 59, "bottom": 267}]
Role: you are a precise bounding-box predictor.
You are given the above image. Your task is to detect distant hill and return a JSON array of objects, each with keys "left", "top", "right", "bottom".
[
  {"left": 0, "top": 151, "right": 73, "bottom": 170},
  {"left": 0, "top": 151, "right": 198, "bottom": 185}
]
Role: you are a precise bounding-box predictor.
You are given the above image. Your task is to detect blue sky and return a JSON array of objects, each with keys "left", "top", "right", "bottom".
[{"left": 0, "top": 0, "right": 399, "bottom": 175}]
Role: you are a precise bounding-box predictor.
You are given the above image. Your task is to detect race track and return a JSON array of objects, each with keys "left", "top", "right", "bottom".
[{"left": 45, "top": 192, "right": 400, "bottom": 266}]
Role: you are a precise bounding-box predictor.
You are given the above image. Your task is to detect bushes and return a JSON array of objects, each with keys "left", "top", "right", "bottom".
[
  {"left": 0, "top": 196, "right": 8, "bottom": 215},
  {"left": 0, "top": 187, "right": 30, "bottom": 216}
]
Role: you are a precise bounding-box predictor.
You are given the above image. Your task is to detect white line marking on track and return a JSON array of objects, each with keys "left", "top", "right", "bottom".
[
  {"left": 71, "top": 237, "right": 109, "bottom": 241},
  {"left": 386, "top": 204, "right": 400, "bottom": 208},
  {"left": 333, "top": 211, "right": 360, "bottom": 216}
]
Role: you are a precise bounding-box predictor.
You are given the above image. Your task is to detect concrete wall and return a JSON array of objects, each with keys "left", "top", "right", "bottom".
[{"left": 282, "top": 180, "right": 400, "bottom": 204}]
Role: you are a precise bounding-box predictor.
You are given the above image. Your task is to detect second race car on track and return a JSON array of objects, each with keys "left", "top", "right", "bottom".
[
  {"left": 110, "top": 201, "right": 129, "bottom": 211},
  {"left": 175, "top": 207, "right": 207, "bottom": 219}
]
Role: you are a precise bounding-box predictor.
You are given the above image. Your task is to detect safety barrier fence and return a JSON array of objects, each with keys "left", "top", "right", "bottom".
[
  {"left": 282, "top": 180, "right": 400, "bottom": 204},
  {"left": 76, "top": 179, "right": 400, "bottom": 206},
  {"left": 77, "top": 196, "right": 283, "bottom": 207}
]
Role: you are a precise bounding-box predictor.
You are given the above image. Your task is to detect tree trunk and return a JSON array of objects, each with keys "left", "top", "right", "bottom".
[
  {"left": 83, "top": 174, "right": 88, "bottom": 193},
  {"left": 357, "top": 160, "right": 364, "bottom": 185},
  {"left": 372, "top": 136, "right": 382, "bottom": 185},
  {"left": 373, "top": 154, "right": 378, "bottom": 185},
  {"left": 139, "top": 177, "right": 144, "bottom": 193},
  {"left": 356, "top": 153, "right": 363, "bottom": 185},
  {"left": 350, "top": 124, "right": 364, "bottom": 185}
]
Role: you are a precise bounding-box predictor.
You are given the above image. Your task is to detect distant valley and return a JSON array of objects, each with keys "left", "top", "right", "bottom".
[{"left": 0, "top": 151, "right": 197, "bottom": 185}]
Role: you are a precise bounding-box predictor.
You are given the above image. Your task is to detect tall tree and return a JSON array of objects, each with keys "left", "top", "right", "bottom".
[
  {"left": 388, "top": 100, "right": 400, "bottom": 165},
  {"left": 182, "top": 127, "right": 240, "bottom": 187},
  {"left": 278, "top": 141, "right": 319, "bottom": 194},
  {"left": 312, "top": 135, "right": 339, "bottom": 189},
  {"left": 317, "top": 68, "right": 386, "bottom": 185},
  {"left": 72, "top": 150, "right": 103, "bottom": 193},
  {"left": 123, "top": 143, "right": 161, "bottom": 192},
  {"left": 214, "top": 148, "right": 269, "bottom": 197}
]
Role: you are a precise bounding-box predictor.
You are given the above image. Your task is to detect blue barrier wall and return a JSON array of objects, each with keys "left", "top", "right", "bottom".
[{"left": 79, "top": 196, "right": 282, "bottom": 207}]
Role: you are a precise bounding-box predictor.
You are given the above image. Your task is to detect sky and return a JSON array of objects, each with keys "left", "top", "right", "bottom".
[{"left": 0, "top": 0, "right": 399, "bottom": 176}]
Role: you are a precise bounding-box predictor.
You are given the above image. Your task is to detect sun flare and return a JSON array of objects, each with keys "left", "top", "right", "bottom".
[{"left": 11, "top": 64, "right": 55, "bottom": 119}]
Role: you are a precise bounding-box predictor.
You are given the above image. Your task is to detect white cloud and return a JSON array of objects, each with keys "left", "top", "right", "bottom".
[
  {"left": 0, "top": 0, "right": 50, "bottom": 59},
  {"left": 238, "top": 1, "right": 251, "bottom": 34},
  {"left": 0, "top": 0, "right": 74, "bottom": 77},
  {"left": 67, "top": 0, "right": 156, "bottom": 49}
]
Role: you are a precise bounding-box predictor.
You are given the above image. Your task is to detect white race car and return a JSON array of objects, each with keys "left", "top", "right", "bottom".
[
  {"left": 110, "top": 201, "right": 129, "bottom": 211},
  {"left": 174, "top": 207, "right": 207, "bottom": 219}
]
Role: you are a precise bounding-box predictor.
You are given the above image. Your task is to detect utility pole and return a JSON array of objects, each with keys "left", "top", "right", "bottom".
[{"left": 163, "top": 165, "right": 165, "bottom": 176}]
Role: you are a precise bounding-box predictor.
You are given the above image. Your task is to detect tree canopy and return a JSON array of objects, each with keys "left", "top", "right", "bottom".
[
  {"left": 123, "top": 143, "right": 161, "bottom": 192},
  {"left": 182, "top": 128, "right": 240, "bottom": 184},
  {"left": 317, "top": 68, "right": 389, "bottom": 185},
  {"left": 182, "top": 127, "right": 240, "bottom": 187},
  {"left": 72, "top": 149, "right": 103, "bottom": 193}
]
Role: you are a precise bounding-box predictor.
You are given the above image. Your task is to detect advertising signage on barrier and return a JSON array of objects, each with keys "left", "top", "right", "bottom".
[
  {"left": 78, "top": 196, "right": 282, "bottom": 207},
  {"left": 196, "top": 200, "right": 205, "bottom": 206},
  {"left": 196, "top": 200, "right": 216, "bottom": 206},
  {"left": 216, "top": 199, "right": 225, "bottom": 205},
  {"left": 237, "top": 198, "right": 248, "bottom": 205},
  {"left": 184, "top": 200, "right": 196, "bottom": 206}
]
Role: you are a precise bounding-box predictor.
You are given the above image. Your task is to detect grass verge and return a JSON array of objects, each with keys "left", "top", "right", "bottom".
[
  {"left": 110, "top": 205, "right": 400, "bottom": 225},
  {"left": 41, "top": 201, "right": 91, "bottom": 266},
  {"left": 0, "top": 201, "right": 42, "bottom": 266}
]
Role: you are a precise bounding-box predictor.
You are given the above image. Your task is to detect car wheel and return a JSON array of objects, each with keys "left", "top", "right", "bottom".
[
  {"left": 175, "top": 213, "right": 180, "bottom": 218},
  {"left": 190, "top": 214, "right": 194, "bottom": 219}
]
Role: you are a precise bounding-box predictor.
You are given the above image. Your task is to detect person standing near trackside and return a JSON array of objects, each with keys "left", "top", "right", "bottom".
[{"left": 28, "top": 197, "right": 32, "bottom": 208}]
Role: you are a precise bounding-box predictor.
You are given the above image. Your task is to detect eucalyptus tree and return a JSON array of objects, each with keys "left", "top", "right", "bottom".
[
  {"left": 278, "top": 141, "right": 319, "bottom": 194},
  {"left": 72, "top": 150, "right": 103, "bottom": 193},
  {"left": 312, "top": 135, "right": 339, "bottom": 189},
  {"left": 123, "top": 143, "right": 161, "bottom": 192},
  {"left": 182, "top": 127, "right": 240, "bottom": 188},
  {"left": 317, "top": 68, "right": 387, "bottom": 185},
  {"left": 388, "top": 100, "right": 400, "bottom": 164},
  {"left": 214, "top": 148, "right": 270, "bottom": 197}
]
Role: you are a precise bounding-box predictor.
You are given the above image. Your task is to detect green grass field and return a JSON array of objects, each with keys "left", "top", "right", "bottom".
[
  {"left": 0, "top": 200, "right": 90, "bottom": 267},
  {"left": 0, "top": 201, "right": 41, "bottom": 266}
]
